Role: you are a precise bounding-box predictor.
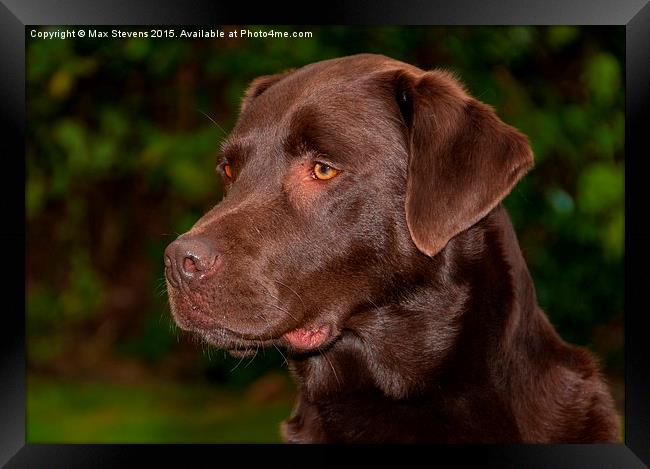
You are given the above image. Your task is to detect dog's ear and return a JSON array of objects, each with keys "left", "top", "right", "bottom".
[
  {"left": 241, "top": 69, "right": 294, "bottom": 112},
  {"left": 392, "top": 69, "right": 534, "bottom": 257}
]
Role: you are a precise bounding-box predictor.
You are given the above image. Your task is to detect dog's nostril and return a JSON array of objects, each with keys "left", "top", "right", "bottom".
[
  {"left": 183, "top": 256, "right": 198, "bottom": 273},
  {"left": 165, "top": 235, "right": 220, "bottom": 281}
]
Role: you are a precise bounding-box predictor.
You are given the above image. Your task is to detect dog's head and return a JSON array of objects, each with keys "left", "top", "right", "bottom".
[{"left": 164, "top": 54, "right": 533, "bottom": 356}]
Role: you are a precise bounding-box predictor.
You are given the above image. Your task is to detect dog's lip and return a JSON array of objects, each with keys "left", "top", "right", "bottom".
[
  {"left": 191, "top": 321, "right": 335, "bottom": 353},
  {"left": 173, "top": 300, "right": 336, "bottom": 352},
  {"left": 282, "top": 324, "right": 333, "bottom": 350}
]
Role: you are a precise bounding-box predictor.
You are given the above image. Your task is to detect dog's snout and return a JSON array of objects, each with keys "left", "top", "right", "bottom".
[{"left": 165, "top": 236, "right": 220, "bottom": 284}]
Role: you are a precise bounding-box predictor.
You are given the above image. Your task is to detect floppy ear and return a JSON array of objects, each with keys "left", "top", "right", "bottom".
[
  {"left": 241, "top": 69, "right": 294, "bottom": 112},
  {"left": 394, "top": 69, "right": 534, "bottom": 257}
]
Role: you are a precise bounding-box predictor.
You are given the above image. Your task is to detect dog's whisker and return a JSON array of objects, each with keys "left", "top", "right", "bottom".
[
  {"left": 274, "top": 280, "right": 306, "bottom": 315},
  {"left": 198, "top": 109, "right": 228, "bottom": 137},
  {"left": 229, "top": 347, "right": 248, "bottom": 372},
  {"left": 262, "top": 302, "right": 298, "bottom": 323},
  {"left": 273, "top": 344, "right": 288, "bottom": 367},
  {"left": 244, "top": 342, "right": 260, "bottom": 368},
  {"left": 318, "top": 346, "right": 341, "bottom": 390},
  {"left": 256, "top": 281, "right": 295, "bottom": 318}
]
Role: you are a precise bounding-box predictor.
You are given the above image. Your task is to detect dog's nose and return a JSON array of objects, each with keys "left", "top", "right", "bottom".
[{"left": 164, "top": 236, "right": 220, "bottom": 284}]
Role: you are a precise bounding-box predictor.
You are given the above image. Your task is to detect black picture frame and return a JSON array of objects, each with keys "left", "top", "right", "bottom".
[{"left": 3, "top": 1, "right": 649, "bottom": 467}]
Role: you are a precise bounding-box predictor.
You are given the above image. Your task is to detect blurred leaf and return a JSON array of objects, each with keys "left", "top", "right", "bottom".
[
  {"left": 583, "top": 52, "right": 621, "bottom": 106},
  {"left": 118, "top": 311, "right": 176, "bottom": 363},
  {"left": 546, "top": 187, "right": 574, "bottom": 215},
  {"left": 28, "top": 334, "right": 66, "bottom": 367},
  {"left": 27, "top": 38, "right": 72, "bottom": 83},
  {"left": 520, "top": 109, "right": 562, "bottom": 161},
  {"left": 576, "top": 162, "right": 623, "bottom": 215},
  {"left": 124, "top": 38, "right": 151, "bottom": 61},
  {"left": 49, "top": 70, "right": 73, "bottom": 99},
  {"left": 562, "top": 105, "right": 589, "bottom": 137},
  {"left": 92, "top": 136, "right": 117, "bottom": 170},
  {"left": 547, "top": 26, "right": 579, "bottom": 49},
  {"left": 603, "top": 209, "right": 624, "bottom": 260},
  {"left": 27, "top": 286, "right": 62, "bottom": 333},
  {"left": 100, "top": 107, "right": 129, "bottom": 138},
  {"left": 53, "top": 119, "right": 87, "bottom": 172},
  {"left": 60, "top": 252, "right": 105, "bottom": 322}
]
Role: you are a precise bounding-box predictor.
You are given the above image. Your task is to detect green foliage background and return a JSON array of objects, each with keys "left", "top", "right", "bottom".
[{"left": 26, "top": 26, "right": 624, "bottom": 442}]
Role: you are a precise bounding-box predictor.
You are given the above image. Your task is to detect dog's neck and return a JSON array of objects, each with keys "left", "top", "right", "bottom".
[
  {"left": 283, "top": 205, "right": 616, "bottom": 443},
  {"left": 287, "top": 205, "right": 550, "bottom": 402},
  {"left": 290, "top": 206, "right": 552, "bottom": 399}
]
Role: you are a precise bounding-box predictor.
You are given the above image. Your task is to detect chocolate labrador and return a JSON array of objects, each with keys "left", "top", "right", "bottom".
[{"left": 164, "top": 53, "right": 620, "bottom": 443}]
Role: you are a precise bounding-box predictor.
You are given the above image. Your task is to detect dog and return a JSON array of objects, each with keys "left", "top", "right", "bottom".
[{"left": 164, "top": 53, "right": 621, "bottom": 443}]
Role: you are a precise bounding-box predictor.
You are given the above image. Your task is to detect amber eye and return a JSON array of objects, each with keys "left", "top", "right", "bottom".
[
  {"left": 312, "top": 162, "right": 339, "bottom": 180},
  {"left": 222, "top": 163, "right": 233, "bottom": 179}
]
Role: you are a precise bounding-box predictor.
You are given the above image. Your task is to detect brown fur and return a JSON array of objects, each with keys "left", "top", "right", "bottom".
[{"left": 164, "top": 53, "right": 620, "bottom": 443}]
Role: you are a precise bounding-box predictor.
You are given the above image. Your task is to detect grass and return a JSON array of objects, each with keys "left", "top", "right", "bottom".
[
  {"left": 27, "top": 373, "right": 625, "bottom": 443},
  {"left": 27, "top": 374, "right": 294, "bottom": 443}
]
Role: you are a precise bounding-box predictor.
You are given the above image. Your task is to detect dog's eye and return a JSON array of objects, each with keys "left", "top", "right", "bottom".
[
  {"left": 312, "top": 162, "right": 339, "bottom": 181},
  {"left": 219, "top": 161, "right": 233, "bottom": 179}
]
